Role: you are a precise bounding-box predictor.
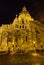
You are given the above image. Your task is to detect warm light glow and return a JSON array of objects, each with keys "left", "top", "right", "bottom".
[
  {"left": 32, "top": 53, "right": 40, "bottom": 57},
  {"left": 0, "top": 6, "right": 44, "bottom": 54},
  {"left": 32, "top": 63, "right": 40, "bottom": 65},
  {"left": 33, "top": 41, "right": 35, "bottom": 44}
]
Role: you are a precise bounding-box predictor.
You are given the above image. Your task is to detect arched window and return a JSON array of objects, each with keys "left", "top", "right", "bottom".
[
  {"left": 20, "top": 26, "right": 21, "bottom": 28},
  {"left": 22, "top": 19, "right": 24, "bottom": 24},
  {"left": 22, "top": 25, "right": 24, "bottom": 28}
]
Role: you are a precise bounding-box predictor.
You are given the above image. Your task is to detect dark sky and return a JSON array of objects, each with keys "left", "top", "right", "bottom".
[{"left": 0, "top": 0, "right": 44, "bottom": 25}]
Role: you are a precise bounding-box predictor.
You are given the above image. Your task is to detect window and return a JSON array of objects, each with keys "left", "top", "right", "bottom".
[
  {"left": 26, "top": 20, "right": 27, "bottom": 22},
  {"left": 20, "top": 26, "right": 21, "bottom": 28},
  {"left": 35, "top": 28, "right": 40, "bottom": 34},
  {"left": 22, "top": 25, "right": 24, "bottom": 28},
  {"left": 7, "top": 36, "right": 12, "bottom": 42},
  {"left": 25, "top": 26, "right": 26, "bottom": 29},
  {"left": 35, "top": 28, "right": 41, "bottom": 44},
  {"left": 15, "top": 24, "right": 18, "bottom": 28},
  {"left": 41, "top": 45, "right": 43, "bottom": 48},
  {"left": 22, "top": 19, "right": 24, "bottom": 24},
  {"left": 26, "top": 36, "right": 27, "bottom": 41}
]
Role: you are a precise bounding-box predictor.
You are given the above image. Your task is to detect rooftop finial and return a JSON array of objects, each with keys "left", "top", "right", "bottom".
[{"left": 22, "top": 6, "right": 27, "bottom": 12}]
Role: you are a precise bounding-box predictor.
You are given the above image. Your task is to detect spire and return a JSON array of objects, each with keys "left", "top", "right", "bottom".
[{"left": 22, "top": 6, "right": 27, "bottom": 12}]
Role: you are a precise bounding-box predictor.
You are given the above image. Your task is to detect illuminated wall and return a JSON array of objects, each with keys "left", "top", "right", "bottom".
[{"left": 0, "top": 6, "right": 44, "bottom": 52}]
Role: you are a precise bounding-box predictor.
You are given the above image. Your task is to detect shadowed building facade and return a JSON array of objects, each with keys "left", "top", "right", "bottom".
[{"left": 0, "top": 6, "right": 44, "bottom": 53}]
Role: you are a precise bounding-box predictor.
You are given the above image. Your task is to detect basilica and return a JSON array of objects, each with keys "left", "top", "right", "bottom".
[{"left": 0, "top": 6, "right": 44, "bottom": 53}]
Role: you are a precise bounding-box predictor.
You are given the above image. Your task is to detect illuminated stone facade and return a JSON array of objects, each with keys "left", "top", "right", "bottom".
[{"left": 0, "top": 6, "right": 44, "bottom": 53}]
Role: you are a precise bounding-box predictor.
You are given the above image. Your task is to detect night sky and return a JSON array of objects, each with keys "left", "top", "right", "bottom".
[{"left": 0, "top": 0, "right": 44, "bottom": 25}]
